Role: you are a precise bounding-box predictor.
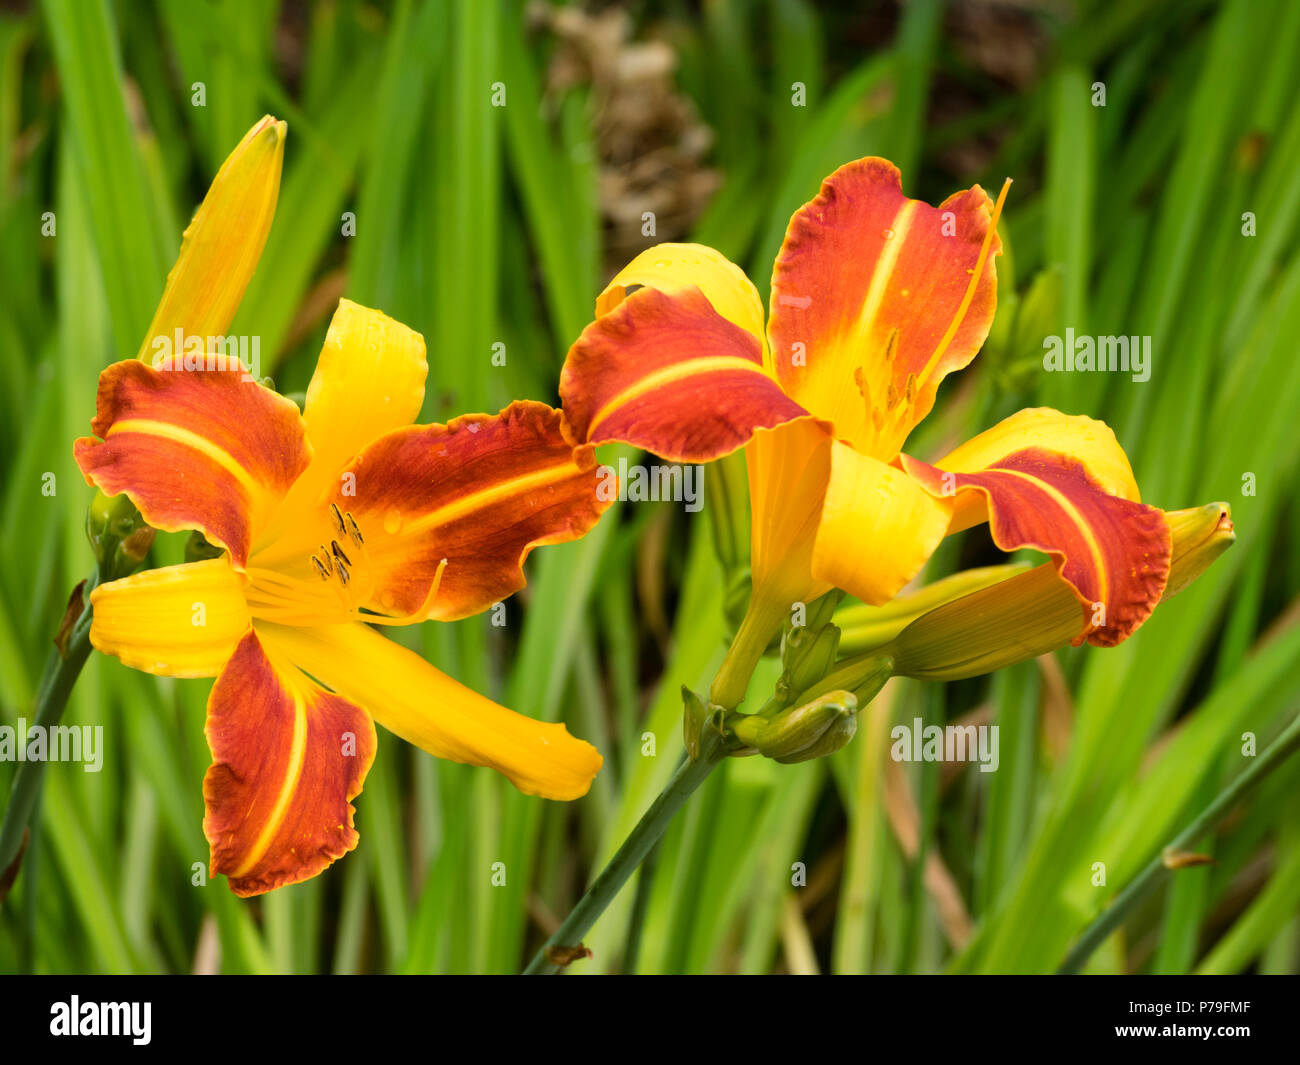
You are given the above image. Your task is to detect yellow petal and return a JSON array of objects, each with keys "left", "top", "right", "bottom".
[
  {"left": 258, "top": 621, "right": 602, "bottom": 800},
  {"left": 137, "top": 116, "right": 286, "bottom": 362},
  {"left": 302, "top": 299, "right": 428, "bottom": 480},
  {"left": 88, "top": 559, "right": 250, "bottom": 677},
  {"left": 596, "top": 243, "right": 768, "bottom": 359},
  {"left": 252, "top": 300, "right": 428, "bottom": 551},
  {"left": 810, "top": 440, "right": 952, "bottom": 605}
]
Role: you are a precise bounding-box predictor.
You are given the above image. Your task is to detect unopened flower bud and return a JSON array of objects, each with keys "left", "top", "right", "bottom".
[
  {"left": 730, "top": 690, "right": 858, "bottom": 764},
  {"left": 782, "top": 621, "right": 841, "bottom": 695},
  {"left": 86, "top": 491, "right": 154, "bottom": 580}
]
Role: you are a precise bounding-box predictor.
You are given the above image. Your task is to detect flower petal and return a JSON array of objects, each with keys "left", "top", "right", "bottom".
[
  {"left": 745, "top": 418, "right": 833, "bottom": 609},
  {"left": 900, "top": 444, "right": 1170, "bottom": 646},
  {"left": 259, "top": 621, "right": 602, "bottom": 800},
  {"left": 88, "top": 559, "right": 250, "bottom": 677},
  {"left": 595, "top": 242, "right": 769, "bottom": 350},
  {"left": 300, "top": 299, "right": 428, "bottom": 497},
  {"left": 74, "top": 359, "right": 311, "bottom": 568},
  {"left": 910, "top": 406, "right": 1144, "bottom": 536},
  {"left": 887, "top": 504, "right": 1233, "bottom": 680},
  {"left": 203, "top": 629, "right": 376, "bottom": 897},
  {"left": 561, "top": 286, "right": 808, "bottom": 463},
  {"left": 137, "top": 116, "right": 285, "bottom": 361},
  {"left": 332, "top": 401, "right": 609, "bottom": 622},
  {"left": 251, "top": 300, "right": 430, "bottom": 553},
  {"left": 811, "top": 439, "right": 953, "bottom": 605},
  {"left": 768, "top": 157, "right": 1003, "bottom": 460}
]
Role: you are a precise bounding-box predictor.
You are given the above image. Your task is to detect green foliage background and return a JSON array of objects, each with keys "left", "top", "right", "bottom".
[{"left": 1, "top": 0, "right": 1298, "bottom": 974}]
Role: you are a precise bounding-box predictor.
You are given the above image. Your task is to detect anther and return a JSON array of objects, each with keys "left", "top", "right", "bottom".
[
  {"left": 311, "top": 556, "right": 330, "bottom": 581},
  {"left": 336, "top": 560, "right": 351, "bottom": 587},
  {"left": 331, "top": 539, "right": 352, "bottom": 568},
  {"left": 329, "top": 502, "right": 346, "bottom": 537},
  {"left": 345, "top": 512, "right": 365, "bottom": 547},
  {"left": 318, "top": 546, "right": 334, "bottom": 575}
]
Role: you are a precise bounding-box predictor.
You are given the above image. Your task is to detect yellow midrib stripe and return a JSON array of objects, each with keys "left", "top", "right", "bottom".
[
  {"left": 586, "top": 356, "right": 772, "bottom": 437},
  {"left": 849, "top": 200, "right": 917, "bottom": 346},
  {"left": 825, "top": 200, "right": 915, "bottom": 434},
  {"left": 988, "top": 467, "right": 1109, "bottom": 606},
  {"left": 402, "top": 462, "right": 582, "bottom": 538},
  {"left": 109, "top": 418, "right": 260, "bottom": 497},
  {"left": 231, "top": 687, "right": 308, "bottom": 878}
]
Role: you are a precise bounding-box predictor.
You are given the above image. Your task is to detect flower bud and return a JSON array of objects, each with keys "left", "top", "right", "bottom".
[
  {"left": 86, "top": 491, "right": 155, "bottom": 579},
  {"left": 138, "top": 115, "right": 286, "bottom": 362},
  {"left": 886, "top": 503, "right": 1234, "bottom": 681},
  {"left": 782, "top": 621, "right": 841, "bottom": 695},
  {"left": 730, "top": 690, "right": 858, "bottom": 764},
  {"left": 836, "top": 562, "right": 1032, "bottom": 655}
]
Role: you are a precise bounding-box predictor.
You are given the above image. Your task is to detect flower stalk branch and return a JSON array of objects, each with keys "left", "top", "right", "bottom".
[
  {"left": 523, "top": 738, "right": 727, "bottom": 974},
  {"left": 0, "top": 584, "right": 95, "bottom": 897},
  {"left": 1058, "top": 708, "right": 1300, "bottom": 974}
]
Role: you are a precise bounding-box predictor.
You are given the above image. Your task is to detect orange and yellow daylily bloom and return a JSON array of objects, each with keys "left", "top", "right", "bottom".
[
  {"left": 73, "top": 116, "right": 606, "bottom": 895},
  {"left": 560, "top": 158, "right": 1172, "bottom": 706},
  {"left": 78, "top": 303, "right": 608, "bottom": 895}
]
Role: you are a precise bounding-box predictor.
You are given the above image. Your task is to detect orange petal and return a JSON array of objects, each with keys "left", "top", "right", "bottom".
[
  {"left": 745, "top": 417, "right": 834, "bottom": 610},
  {"left": 137, "top": 116, "right": 285, "bottom": 361},
  {"left": 74, "top": 360, "right": 310, "bottom": 568},
  {"left": 768, "top": 157, "right": 1003, "bottom": 460},
  {"left": 259, "top": 621, "right": 603, "bottom": 800},
  {"left": 900, "top": 448, "right": 1170, "bottom": 646},
  {"left": 203, "top": 629, "right": 376, "bottom": 897},
  {"left": 331, "top": 401, "right": 609, "bottom": 622},
  {"left": 560, "top": 286, "right": 808, "bottom": 463}
]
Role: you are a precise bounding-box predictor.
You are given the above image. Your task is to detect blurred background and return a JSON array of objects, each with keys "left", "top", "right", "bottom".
[{"left": 1, "top": 0, "right": 1298, "bottom": 974}]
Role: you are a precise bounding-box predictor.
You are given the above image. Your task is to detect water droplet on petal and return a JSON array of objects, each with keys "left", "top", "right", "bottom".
[{"left": 882, "top": 228, "right": 895, "bottom": 239}]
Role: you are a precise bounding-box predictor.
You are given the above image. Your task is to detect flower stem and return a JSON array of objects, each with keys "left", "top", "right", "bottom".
[
  {"left": 0, "top": 604, "right": 94, "bottom": 886},
  {"left": 523, "top": 744, "right": 726, "bottom": 974},
  {"left": 710, "top": 593, "right": 787, "bottom": 710},
  {"left": 1057, "top": 708, "right": 1300, "bottom": 974}
]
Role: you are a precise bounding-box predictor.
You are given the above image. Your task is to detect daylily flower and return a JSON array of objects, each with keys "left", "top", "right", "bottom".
[
  {"left": 559, "top": 158, "right": 1180, "bottom": 707},
  {"left": 73, "top": 116, "right": 607, "bottom": 895},
  {"left": 77, "top": 303, "right": 608, "bottom": 895}
]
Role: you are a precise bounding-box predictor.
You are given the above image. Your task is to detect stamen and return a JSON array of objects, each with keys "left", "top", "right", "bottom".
[
  {"left": 318, "top": 546, "right": 334, "bottom": 575},
  {"left": 331, "top": 539, "right": 352, "bottom": 568},
  {"left": 311, "top": 556, "right": 330, "bottom": 581},
  {"left": 337, "top": 560, "right": 351, "bottom": 587},
  {"left": 915, "top": 177, "right": 1011, "bottom": 388},
  {"left": 329, "top": 502, "right": 346, "bottom": 537}
]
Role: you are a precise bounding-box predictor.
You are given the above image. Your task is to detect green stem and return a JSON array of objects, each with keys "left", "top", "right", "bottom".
[
  {"left": 523, "top": 744, "right": 725, "bottom": 974},
  {"left": 1057, "top": 709, "right": 1300, "bottom": 974},
  {"left": 621, "top": 834, "right": 663, "bottom": 974},
  {"left": 710, "top": 593, "right": 787, "bottom": 710},
  {"left": 0, "top": 604, "right": 94, "bottom": 882}
]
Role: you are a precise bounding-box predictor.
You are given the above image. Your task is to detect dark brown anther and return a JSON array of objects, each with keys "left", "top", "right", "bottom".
[{"left": 345, "top": 512, "right": 365, "bottom": 547}]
